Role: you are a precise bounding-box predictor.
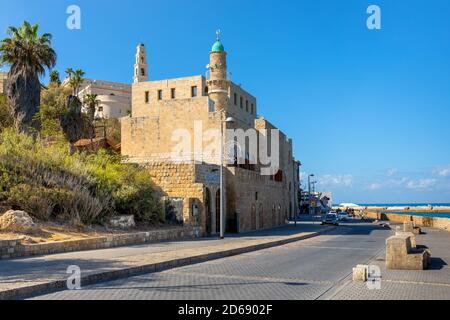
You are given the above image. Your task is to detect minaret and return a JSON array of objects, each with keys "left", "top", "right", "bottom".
[
  {"left": 207, "top": 31, "right": 230, "bottom": 112},
  {"left": 134, "top": 43, "right": 148, "bottom": 83}
]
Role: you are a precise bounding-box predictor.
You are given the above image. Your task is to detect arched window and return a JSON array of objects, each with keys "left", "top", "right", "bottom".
[
  {"left": 141, "top": 68, "right": 145, "bottom": 76},
  {"left": 274, "top": 170, "right": 283, "bottom": 182}
]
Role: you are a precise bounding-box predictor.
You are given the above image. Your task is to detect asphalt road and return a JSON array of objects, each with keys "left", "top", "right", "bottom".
[{"left": 30, "top": 221, "right": 393, "bottom": 300}]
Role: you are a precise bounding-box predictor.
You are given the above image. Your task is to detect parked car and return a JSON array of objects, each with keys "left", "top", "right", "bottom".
[
  {"left": 337, "top": 213, "right": 349, "bottom": 221},
  {"left": 321, "top": 213, "right": 339, "bottom": 226}
]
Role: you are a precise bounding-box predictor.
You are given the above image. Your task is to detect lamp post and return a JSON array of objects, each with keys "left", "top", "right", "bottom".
[
  {"left": 308, "top": 174, "right": 314, "bottom": 215},
  {"left": 312, "top": 181, "right": 317, "bottom": 194},
  {"left": 220, "top": 114, "right": 235, "bottom": 239}
]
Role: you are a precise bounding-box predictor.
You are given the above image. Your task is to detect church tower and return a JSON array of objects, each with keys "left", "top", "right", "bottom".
[
  {"left": 134, "top": 43, "right": 148, "bottom": 83},
  {"left": 207, "top": 31, "right": 230, "bottom": 112}
]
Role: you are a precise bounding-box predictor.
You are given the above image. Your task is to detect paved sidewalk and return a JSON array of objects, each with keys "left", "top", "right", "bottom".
[
  {"left": 0, "top": 222, "right": 331, "bottom": 299},
  {"left": 330, "top": 226, "right": 450, "bottom": 300}
]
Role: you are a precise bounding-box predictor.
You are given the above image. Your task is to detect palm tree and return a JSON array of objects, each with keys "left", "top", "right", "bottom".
[
  {"left": 0, "top": 21, "right": 56, "bottom": 132},
  {"left": 65, "top": 68, "right": 85, "bottom": 96},
  {"left": 49, "top": 70, "right": 61, "bottom": 86},
  {"left": 83, "top": 93, "right": 100, "bottom": 124}
]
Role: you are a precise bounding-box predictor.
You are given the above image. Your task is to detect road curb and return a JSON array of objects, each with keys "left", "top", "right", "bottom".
[{"left": 0, "top": 227, "right": 335, "bottom": 300}]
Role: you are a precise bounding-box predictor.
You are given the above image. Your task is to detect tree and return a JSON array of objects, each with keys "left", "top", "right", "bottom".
[
  {"left": 65, "top": 68, "right": 85, "bottom": 96},
  {"left": 83, "top": 93, "right": 100, "bottom": 138},
  {"left": 49, "top": 70, "right": 61, "bottom": 86},
  {"left": 0, "top": 21, "right": 56, "bottom": 132},
  {"left": 83, "top": 93, "right": 99, "bottom": 124},
  {"left": 60, "top": 68, "right": 88, "bottom": 142},
  {"left": 38, "top": 83, "right": 71, "bottom": 138}
]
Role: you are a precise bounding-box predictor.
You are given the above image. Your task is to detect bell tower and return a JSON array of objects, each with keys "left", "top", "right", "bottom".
[
  {"left": 207, "top": 31, "right": 230, "bottom": 112},
  {"left": 134, "top": 43, "right": 148, "bottom": 83}
]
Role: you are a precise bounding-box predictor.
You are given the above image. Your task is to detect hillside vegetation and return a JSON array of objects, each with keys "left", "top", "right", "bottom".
[{"left": 0, "top": 127, "right": 164, "bottom": 226}]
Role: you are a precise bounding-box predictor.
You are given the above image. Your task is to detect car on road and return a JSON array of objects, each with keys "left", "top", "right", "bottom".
[
  {"left": 321, "top": 213, "right": 339, "bottom": 226},
  {"left": 337, "top": 213, "right": 349, "bottom": 221}
]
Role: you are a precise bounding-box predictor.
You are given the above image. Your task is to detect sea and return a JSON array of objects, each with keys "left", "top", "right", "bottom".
[
  {"left": 358, "top": 203, "right": 450, "bottom": 207},
  {"left": 358, "top": 203, "right": 450, "bottom": 219}
]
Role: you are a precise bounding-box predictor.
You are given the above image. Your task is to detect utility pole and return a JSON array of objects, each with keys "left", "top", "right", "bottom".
[{"left": 308, "top": 174, "right": 314, "bottom": 215}]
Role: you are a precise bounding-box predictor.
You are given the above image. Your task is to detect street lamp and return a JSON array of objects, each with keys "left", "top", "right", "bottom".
[
  {"left": 312, "top": 181, "right": 318, "bottom": 194},
  {"left": 220, "top": 114, "right": 235, "bottom": 239},
  {"left": 308, "top": 174, "right": 314, "bottom": 215}
]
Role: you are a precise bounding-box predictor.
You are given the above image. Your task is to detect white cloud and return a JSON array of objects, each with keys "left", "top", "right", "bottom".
[
  {"left": 368, "top": 183, "right": 383, "bottom": 190},
  {"left": 366, "top": 177, "right": 437, "bottom": 191},
  {"left": 405, "top": 178, "right": 437, "bottom": 189},
  {"left": 319, "top": 174, "right": 353, "bottom": 187},
  {"left": 437, "top": 165, "right": 450, "bottom": 177}
]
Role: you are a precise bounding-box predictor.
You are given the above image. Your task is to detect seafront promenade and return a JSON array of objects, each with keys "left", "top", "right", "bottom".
[
  {"left": 0, "top": 215, "right": 447, "bottom": 300},
  {"left": 28, "top": 219, "right": 450, "bottom": 300},
  {"left": 0, "top": 222, "right": 333, "bottom": 300}
]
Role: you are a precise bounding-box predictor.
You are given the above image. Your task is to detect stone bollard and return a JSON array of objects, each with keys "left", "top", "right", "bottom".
[
  {"left": 404, "top": 221, "right": 421, "bottom": 235},
  {"left": 396, "top": 231, "right": 417, "bottom": 248},
  {"left": 404, "top": 221, "right": 414, "bottom": 233},
  {"left": 352, "top": 264, "right": 368, "bottom": 282},
  {"left": 386, "top": 234, "right": 430, "bottom": 270}
]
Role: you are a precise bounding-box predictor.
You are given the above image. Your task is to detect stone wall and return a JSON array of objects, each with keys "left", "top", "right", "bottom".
[
  {"left": 365, "top": 210, "right": 450, "bottom": 232},
  {"left": 122, "top": 71, "right": 300, "bottom": 236},
  {"left": 121, "top": 93, "right": 218, "bottom": 161},
  {"left": 226, "top": 167, "right": 289, "bottom": 232},
  {"left": 131, "top": 76, "right": 208, "bottom": 118},
  {"left": 147, "top": 162, "right": 205, "bottom": 229},
  {"left": 0, "top": 227, "right": 191, "bottom": 260}
]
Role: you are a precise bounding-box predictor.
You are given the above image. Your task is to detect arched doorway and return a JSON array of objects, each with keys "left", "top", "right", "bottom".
[
  {"left": 205, "top": 188, "right": 212, "bottom": 235},
  {"left": 251, "top": 204, "right": 257, "bottom": 230},
  {"left": 259, "top": 204, "right": 264, "bottom": 229},
  {"left": 215, "top": 189, "right": 221, "bottom": 234}
]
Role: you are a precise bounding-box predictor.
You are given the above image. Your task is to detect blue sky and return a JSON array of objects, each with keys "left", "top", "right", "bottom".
[{"left": 1, "top": 0, "right": 450, "bottom": 204}]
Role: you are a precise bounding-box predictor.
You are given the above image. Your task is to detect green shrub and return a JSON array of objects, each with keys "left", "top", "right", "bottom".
[
  {"left": 84, "top": 150, "right": 164, "bottom": 224},
  {"left": 0, "top": 128, "right": 162, "bottom": 225},
  {"left": 0, "top": 94, "right": 13, "bottom": 131},
  {"left": 7, "top": 184, "right": 55, "bottom": 220}
]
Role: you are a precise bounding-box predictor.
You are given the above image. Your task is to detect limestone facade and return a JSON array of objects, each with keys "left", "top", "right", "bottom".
[
  {"left": 79, "top": 79, "right": 131, "bottom": 119},
  {"left": 134, "top": 44, "right": 149, "bottom": 84},
  {"left": 62, "top": 78, "right": 132, "bottom": 119},
  {"left": 121, "top": 38, "right": 300, "bottom": 235}
]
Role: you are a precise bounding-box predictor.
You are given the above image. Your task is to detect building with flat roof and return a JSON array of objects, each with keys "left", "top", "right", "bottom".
[
  {"left": 62, "top": 78, "right": 131, "bottom": 119},
  {"left": 121, "top": 37, "right": 300, "bottom": 236}
]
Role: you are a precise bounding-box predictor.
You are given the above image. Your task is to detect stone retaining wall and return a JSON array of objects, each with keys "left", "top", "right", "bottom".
[
  {"left": 0, "top": 227, "right": 192, "bottom": 260},
  {"left": 365, "top": 211, "right": 450, "bottom": 232}
]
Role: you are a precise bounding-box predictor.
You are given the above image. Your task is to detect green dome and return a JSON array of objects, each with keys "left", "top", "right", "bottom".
[{"left": 211, "top": 40, "right": 225, "bottom": 52}]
